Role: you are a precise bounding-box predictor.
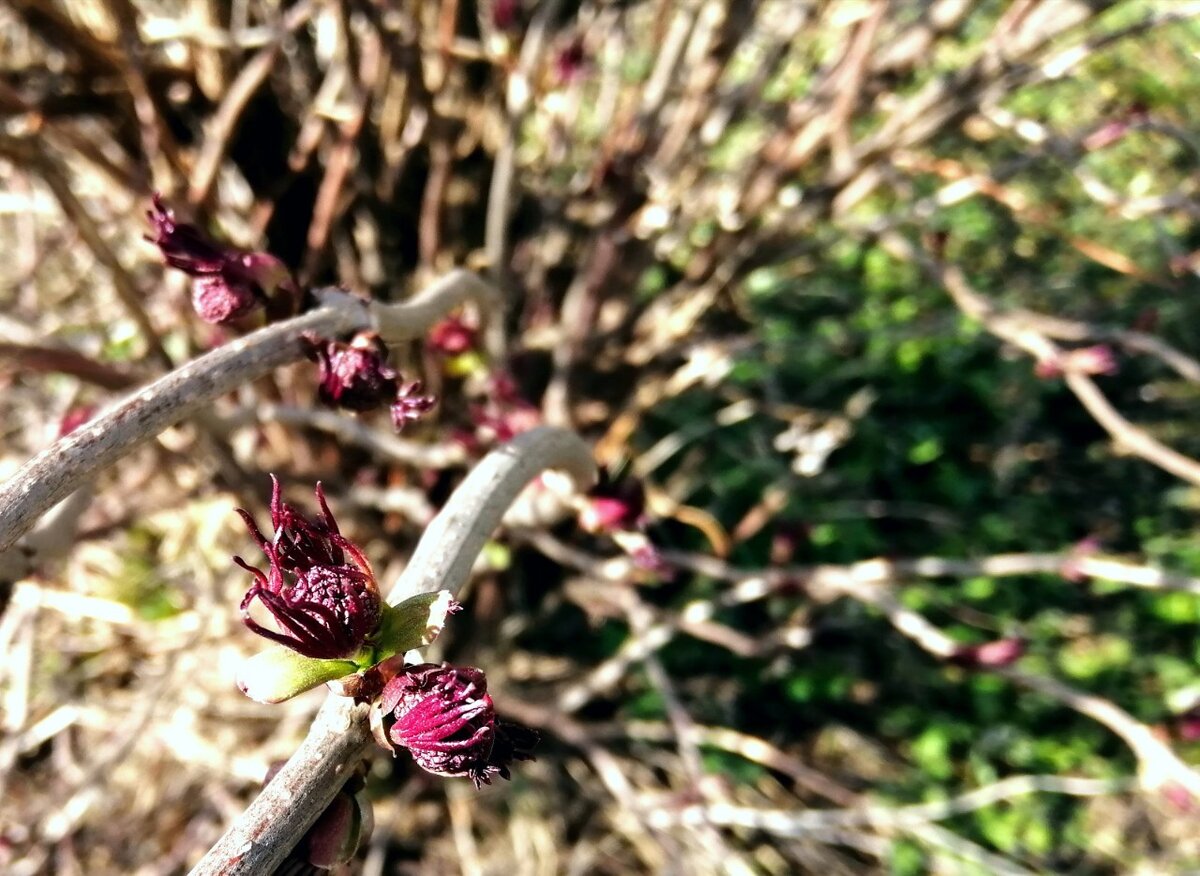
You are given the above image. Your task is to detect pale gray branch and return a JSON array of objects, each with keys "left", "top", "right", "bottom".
[
  {"left": 0, "top": 293, "right": 370, "bottom": 554},
  {"left": 371, "top": 269, "right": 498, "bottom": 346},
  {"left": 0, "top": 270, "right": 499, "bottom": 555}
]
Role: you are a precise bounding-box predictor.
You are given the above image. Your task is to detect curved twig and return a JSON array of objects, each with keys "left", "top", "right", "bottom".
[
  {"left": 189, "top": 426, "right": 594, "bottom": 875},
  {"left": 371, "top": 269, "right": 498, "bottom": 345},
  {"left": 244, "top": 404, "right": 467, "bottom": 469},
  {"left": 0, "top": 293, "right": 369, "bottom": 554},
  {"left": 0, "top": 271, "right": 499, "bottom": 554},
  {"left": 389, "top": 426, "right": 596, "bottom": 604}
]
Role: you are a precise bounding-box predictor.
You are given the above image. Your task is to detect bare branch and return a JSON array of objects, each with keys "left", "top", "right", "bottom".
[
  {"left": 371, "top": 269, "right": 498, "bottom": 346},
  {"left": 647, "top": 774, "right": 1128, "bottom": 834},
  {"left": 880, "top": 231, "right": 1200, "bottom": 488}
]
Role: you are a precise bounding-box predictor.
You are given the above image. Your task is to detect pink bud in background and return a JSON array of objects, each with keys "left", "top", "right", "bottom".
[
  {"left": 428, "top": 314, "right": 478, "bottom": 356},
  {"left": 579, "top": 470, "right": 647, "bottom": 534},
  {"left": 553, "top": 37, "right": 587, "bottom": 84},
  {"left": 491, "top": 0, "right": 521, "bottom": 30},
  {"left": 57, "top": 406, "right": 96, "bottom": 438},
  {"left": 1082, "top": 103, "right": 1149, "bottom": 151},
  {"left": 1163, "top": 783, "right": 1196, "bottom": 813},
  {"left": 947, "top": 637, "right": 1026, "bottom": 669},
  {"left": 1061, "top": 536, "right": 1101, "bottom": 583},
  {"left": 1069, "top": 345, "right": 1118, "bottom": 376}
]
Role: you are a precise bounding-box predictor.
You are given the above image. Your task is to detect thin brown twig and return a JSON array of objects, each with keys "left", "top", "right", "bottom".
[
  {"left": 881, "top": 231, "right": 1200, "bottom": 488},
  {"left": 0, "top": 341, "right": 141, "bottom": 390},
  {"left": 187, "top": 0, "right": 316, "bottom": 207},
  {"left": 0, "top": 140, "right": 173, "bottom": 370}
]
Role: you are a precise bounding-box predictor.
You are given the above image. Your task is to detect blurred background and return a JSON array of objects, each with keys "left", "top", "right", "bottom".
[{"left": 3, "top": 0, "right": 1200, "bottom": 872}]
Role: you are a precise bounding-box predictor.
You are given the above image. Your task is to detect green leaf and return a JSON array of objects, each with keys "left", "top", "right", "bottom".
[
  {"left": 237, "top": 591, "right": 456, "bottom": 703},
  {"left": 236, "top": 648, "right": 359, "bottom": 704}
]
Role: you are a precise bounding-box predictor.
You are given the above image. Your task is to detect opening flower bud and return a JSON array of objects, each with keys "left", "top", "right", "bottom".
[
  {"left": 145, "top": 195, "right": 298, "bottom": 325},
  {"left": 374, "top": 663, "right": 538, "bottom": 787},
  {"left": 234, "top": 476, "right": 381, "bottom": 660}
]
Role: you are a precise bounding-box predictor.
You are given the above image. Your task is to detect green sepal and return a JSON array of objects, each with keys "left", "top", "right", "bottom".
[
  {"left": 236, "top": 648, "right": 359, "bottom": 704},
  {"left": 236, "top": 590, "right": 455, "bottom": 703},
  {"left": 370, "top": 590, "right": 457, "bottom": 665}
]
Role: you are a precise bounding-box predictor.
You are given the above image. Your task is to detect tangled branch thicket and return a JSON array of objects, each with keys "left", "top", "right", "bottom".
[{"left": 4, "top": 0, "right": 1200, "bottom": 873}]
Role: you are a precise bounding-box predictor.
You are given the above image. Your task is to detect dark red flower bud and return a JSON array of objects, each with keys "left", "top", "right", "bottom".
[
  {"left": 391, "top": 381, "right": 437, "bottom": 431},
  {"left": 305, "top": 333, "right": 399, "bottom": 412},
  {"left": 554, "top": 36, "right": 587, "bottom": 84},
  {"left": 376, "top": 663, "right": 537, "bottom": 787},
  {"left": 146, "top": 194, "right": 229, "bottom": 274},
  {"left": 304, "top": 334, "right": 437, "bottom": 432},
  {"left": 146, "top": 194, "right": 298, "bottom": 324},
  {"left": 190, "top": 274, "right": 260, "bottom": 324},
  {"left": 263, "top": 763, "right": 373, "bottom": 871},
  {"left": 234, "top": 476, "right": 381, "bottom": 659}
]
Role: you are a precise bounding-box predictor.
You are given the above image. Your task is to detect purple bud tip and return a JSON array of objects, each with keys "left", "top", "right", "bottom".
[
  {"left": 235, "top": 475, "right": 381, "bottom": 659},
  {"left": 391, "top": 381, "right": 437, "bottom": 432},
  {"left": 378, "top": 663, "right": 538, "bottom": 786},
  {"left": 145, "top": 194, "right": 228, "bottom": 274},
  {"left": 306, "top": 333, "right": 400, "bottom": 412}
]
